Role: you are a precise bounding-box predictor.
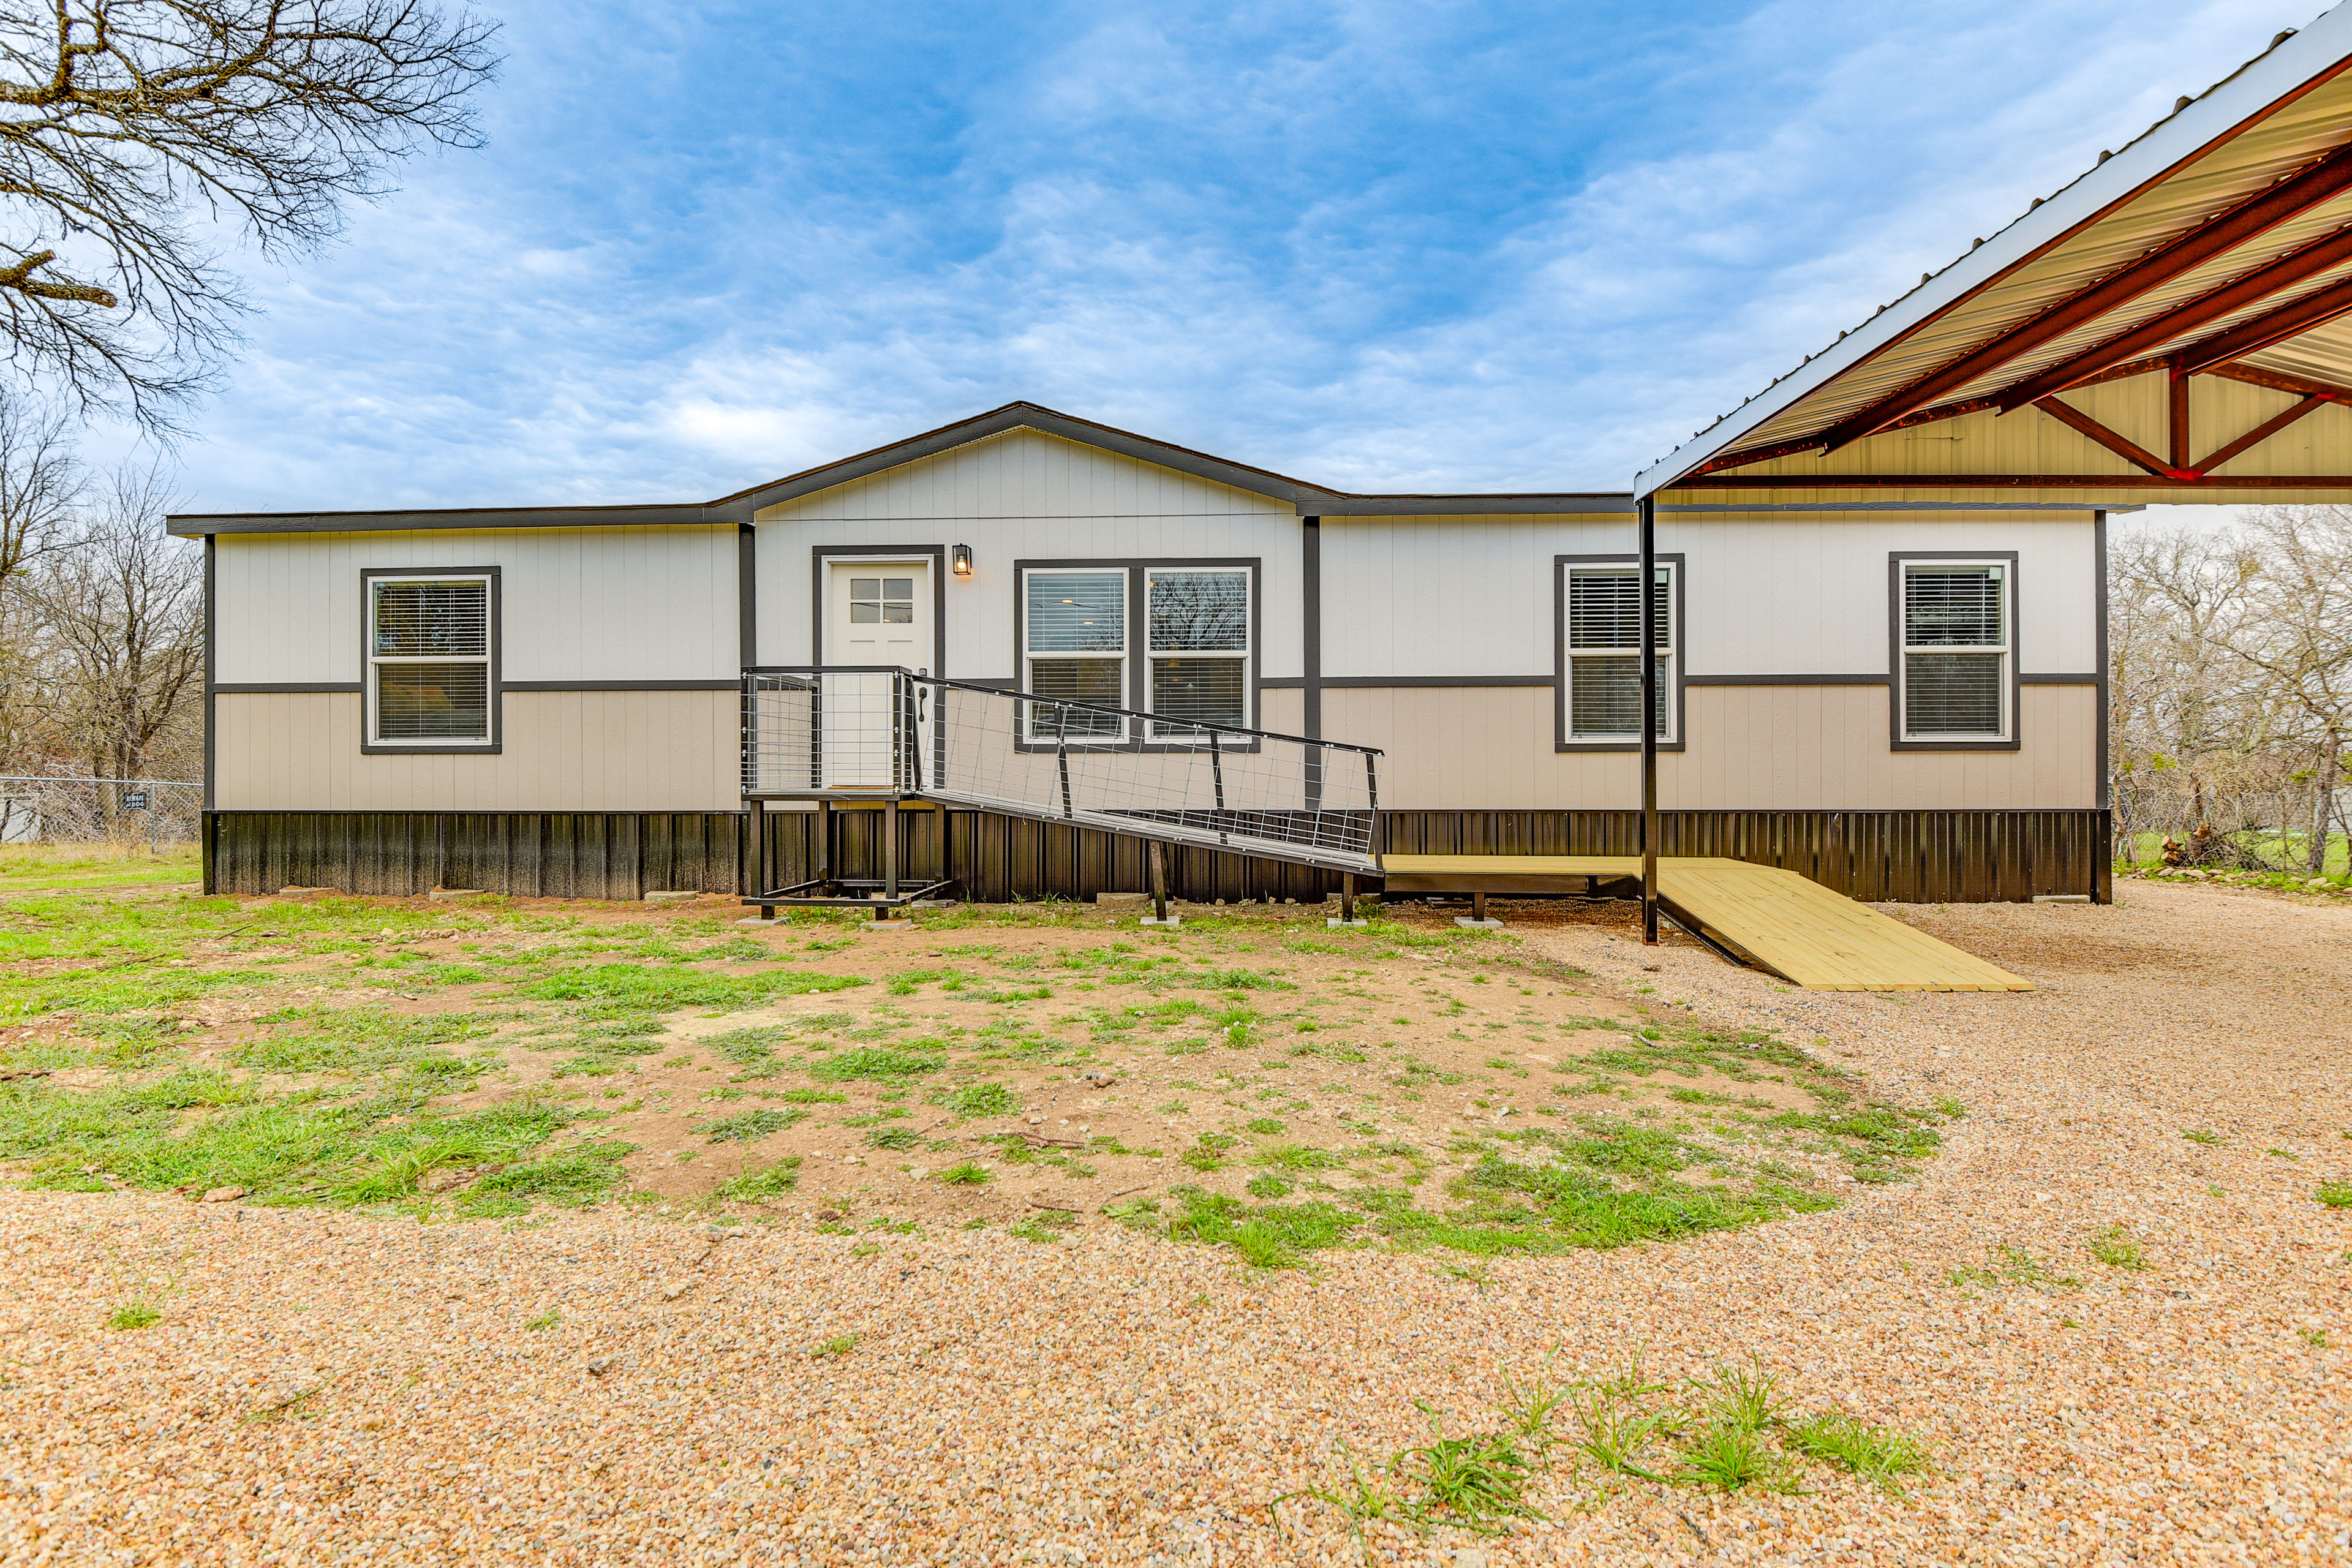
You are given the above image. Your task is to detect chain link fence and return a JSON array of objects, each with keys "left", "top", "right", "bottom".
[{"left": 0, "top": 776, "right": 203, "bottom": 848}]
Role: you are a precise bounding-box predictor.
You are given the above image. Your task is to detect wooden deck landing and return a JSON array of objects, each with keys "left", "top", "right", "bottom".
[{"left": 1377, "top": 854, "right": 2032, "bottom": 992}]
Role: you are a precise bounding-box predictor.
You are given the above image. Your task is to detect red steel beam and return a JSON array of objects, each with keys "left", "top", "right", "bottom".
[
  {"left": 1995, "top": 224, "right": 2352, "bottom": 409},
  {"left": 2192, "top": 393, "right": 2331, "bottom": 472},
  {"left": 1811, "top": 141, "right": 2352, "bottom": 453},
  {"left": 1670, "top": 472, "right": 2352, "bottom": 489},
  {"left": 2203, "top": 359, "right": 2352, "bottom": 401},
  {"left": 2031, "top": 396, "right": 2180, "bottom": 477},
  {"left": 2174, "top": 273, "right": 2352, "bottom": 371}
]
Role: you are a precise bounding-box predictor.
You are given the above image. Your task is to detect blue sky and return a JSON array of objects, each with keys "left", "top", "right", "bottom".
[{"left": 149, "top": 0, "right": 2318, "bottom": 511}]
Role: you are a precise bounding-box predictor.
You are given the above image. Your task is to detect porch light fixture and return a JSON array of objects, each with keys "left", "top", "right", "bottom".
[{"left": 952, "top": 543, "right": 974, "bottom": 578}]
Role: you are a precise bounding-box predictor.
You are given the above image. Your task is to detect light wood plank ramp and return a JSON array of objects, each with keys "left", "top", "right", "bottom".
[{"left": 1377, "top": 854, "right": 2033, "bottom": 992}]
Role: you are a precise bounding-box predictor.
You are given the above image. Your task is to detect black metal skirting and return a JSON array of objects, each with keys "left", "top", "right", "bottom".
[{"left": 205, "top": 807, "right": 2110, "bottom": 904}]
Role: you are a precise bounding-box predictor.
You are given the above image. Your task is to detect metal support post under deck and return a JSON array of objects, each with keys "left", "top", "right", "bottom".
[
  {"left": 750, "top": 798, "right": 774, "bottom": 920},
  {"left": 1149, "top": 839, "right": 1170, "bottom": 923},
  {"left": 1638, "top": 493, "right": 1660, "bottom": 946},
  {"left": 1340, "top": 873, "right": 1355, "bottom": 924},
  {"left": 882, "top": 798, "right": 900, "bottom": 918}
]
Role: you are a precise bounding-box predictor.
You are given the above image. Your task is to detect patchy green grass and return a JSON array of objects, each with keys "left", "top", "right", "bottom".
[
  {"left": 694, "top": 1108, "right": 804, "bottom": 1144},
  {"left": 931, "top": 1080, "right": 1020, "bottom": 1118},
  {"left": 514, "top": 966, "right": 866, "bottom": 1011},
  {"left": 718, "top": 1158, "right": 802, "bottom": 1200},
  {"left": 808, "top": 1046, "right": 946, "bottom": 1083}
]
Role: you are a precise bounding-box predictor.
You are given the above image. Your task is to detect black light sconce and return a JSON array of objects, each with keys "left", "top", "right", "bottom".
[{"left": 951, "top": 543, "right": 974, "bottom": 578}]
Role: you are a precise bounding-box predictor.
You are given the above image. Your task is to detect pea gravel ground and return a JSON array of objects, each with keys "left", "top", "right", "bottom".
[{"left": 4, "top": 881, "right": 2348, "bottom": 1567}]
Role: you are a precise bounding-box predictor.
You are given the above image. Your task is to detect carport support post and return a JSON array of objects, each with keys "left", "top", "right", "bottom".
[{"left": 1638, "top": 492, "right": 1660, "bottom": 946}]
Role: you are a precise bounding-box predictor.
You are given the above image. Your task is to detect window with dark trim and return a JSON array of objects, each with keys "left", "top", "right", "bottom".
[
  {"left": 1563, "top": 562, "right": 1675, "bottom": 743},
  {"left": 1016, "top": 562, "right": 1256, "bottom": 742},
  {"left": 365, "top": 570, "right": 497, "bottom": 748},
  {"left": 1898, "top": 559, "right": 2011, "bottom": 742}
]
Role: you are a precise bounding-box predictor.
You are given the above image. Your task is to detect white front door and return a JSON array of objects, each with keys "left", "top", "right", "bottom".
[{"left": 823, "top": 561, "right": 934, "bottom": 788}]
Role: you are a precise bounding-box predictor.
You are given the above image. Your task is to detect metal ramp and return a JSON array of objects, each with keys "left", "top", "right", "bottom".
[{"left": 740, "top": 667, "right": 1381, "bottom": 919}]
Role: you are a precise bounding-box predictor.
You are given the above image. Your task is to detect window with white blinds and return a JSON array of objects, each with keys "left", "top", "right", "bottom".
[
  {"left": 1564, "top": 564, "right": 1674, "bottom": 742},
  {"left": 1023, "top": 568, "right": 1127, "bottom": 739},
  {"left": 1899, "top": 562, "right": 2009, "bottom": 741},
  {"left": 1147, "top": 568, "right": 1249, "bottom": 738},
  {"left": 366, "top": 573, "right": 495, "bottom": 745}
]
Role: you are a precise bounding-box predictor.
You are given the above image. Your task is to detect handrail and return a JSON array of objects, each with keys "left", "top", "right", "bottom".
[{"left": 741, "top": 665, "right": 1385, "bottom": 758}]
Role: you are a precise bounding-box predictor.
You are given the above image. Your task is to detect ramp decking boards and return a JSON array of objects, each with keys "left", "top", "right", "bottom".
[{"left": 1377, "top": 853, "right": 2033, "bottom": 992}]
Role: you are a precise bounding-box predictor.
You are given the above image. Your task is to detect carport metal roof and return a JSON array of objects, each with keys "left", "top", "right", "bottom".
[{"left": 1637, "top": 6, "right": 2352, "bottom": 504}]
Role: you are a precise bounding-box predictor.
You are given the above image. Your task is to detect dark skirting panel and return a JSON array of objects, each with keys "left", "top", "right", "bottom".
[{"left": 207, "top": 806, "right": 2109, "bottom": 903}]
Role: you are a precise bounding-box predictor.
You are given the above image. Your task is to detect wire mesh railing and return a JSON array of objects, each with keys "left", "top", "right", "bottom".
[
  {"left": 742, "top": 668, "right": 1381, "bottom": 874},
  {"left": 0, "top": 775, "right": 203, "bottom": 847}
]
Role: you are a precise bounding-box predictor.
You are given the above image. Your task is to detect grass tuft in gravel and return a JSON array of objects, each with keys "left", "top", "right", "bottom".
[
  {"left": 809, "top": 1333, "right": 857, "bottom": 1357},
  {"left": 2088, "top": 1224, "right": 2150, "bottom": 1269},
  {"left": 107, "top": 1297, "right": 162, "bottom": 1330},
  {"left": 695, "top": 1108, "right": 804, "bottom": 1144},
  {"left": 717, "top": 1158, "right": 801, "bottom": 1200},
  {"left": 1784, "top": 1411, "right": 1932, "bottom": 1494},
  {"left": 1944, "top": 1244, "right": 2080, "bottom": 1291},
  {"left": 2313, "top": 1181, "right": 2352, "bottom": 1208}
]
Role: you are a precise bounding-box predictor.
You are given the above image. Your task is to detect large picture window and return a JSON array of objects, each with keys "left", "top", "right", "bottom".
[
  {"left": 1562, "top": 561, "right": 1676, "bottom": 744},
  {"left": 1018, "top": 562, "right": 1256, "bottom": 744},
  {"left": 364, "top": 570, "right": 497, "bottom": 748},
  {"left": 1898, "top": 559, "right": 2011, "bottom": 742}
]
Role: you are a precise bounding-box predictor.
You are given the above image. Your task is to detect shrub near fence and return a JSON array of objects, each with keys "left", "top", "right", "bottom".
[{"left": 0, "top": 777, "right": 202, "bottom": 847}]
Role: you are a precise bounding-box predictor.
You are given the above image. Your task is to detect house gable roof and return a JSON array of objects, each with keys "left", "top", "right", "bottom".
[{"left": 164, "top": 401, "right": 1632, "bottom": 535}]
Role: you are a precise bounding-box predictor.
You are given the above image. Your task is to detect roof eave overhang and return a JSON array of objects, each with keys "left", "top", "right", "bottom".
[
  {"left": 164, "top": 503, "right": 718, "bottom": 538},
  {"left": 1632, "top": 7, "right": 2352, "bottom": 498},
  {"left": 1300, "top": 493, "right": 1634, "bottom": 516}
]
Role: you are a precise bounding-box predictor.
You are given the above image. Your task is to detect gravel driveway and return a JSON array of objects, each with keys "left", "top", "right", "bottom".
[{"left": 4, "top": 880, "right": 2346, "bottom": 1565}]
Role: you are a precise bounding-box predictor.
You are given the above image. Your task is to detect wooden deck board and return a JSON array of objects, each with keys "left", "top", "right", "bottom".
[{"left": 1376, "top": 853, "right": 2032, "bottom": 992}]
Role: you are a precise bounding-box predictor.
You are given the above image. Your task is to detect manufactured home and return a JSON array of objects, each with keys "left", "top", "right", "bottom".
[{"left": 174, "top": 15, "right": 2352, "bottom": 924}]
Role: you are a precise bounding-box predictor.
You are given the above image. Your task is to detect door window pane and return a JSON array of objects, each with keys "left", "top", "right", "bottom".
[
  {"left": 1027, "top": 572, "right": 1126, "bottom": 652},
  {"left": 850, "top": 576, "right": 916, "bottom": 625}
]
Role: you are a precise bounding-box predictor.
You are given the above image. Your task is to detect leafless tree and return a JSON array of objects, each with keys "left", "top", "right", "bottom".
[
  {"left": 2110, "top": 508, "right": 2352, "bottom": 875},
  {"left": 27, "top": 462, "right": 202, "bottom": 799},
  {"left": 0, "top": 0, "right": 499, "bottom": 431}
]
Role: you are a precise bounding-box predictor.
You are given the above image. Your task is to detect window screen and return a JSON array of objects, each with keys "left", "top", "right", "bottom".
[
  {"left": 368, "top": 576, "right": 492, "bottom": 745},
  {"left": 1901, "top": 563, "right": 2007, "bottom": 739},
  {"left": 1565, "top": 565, "right": 1672, "bottom": 741}
]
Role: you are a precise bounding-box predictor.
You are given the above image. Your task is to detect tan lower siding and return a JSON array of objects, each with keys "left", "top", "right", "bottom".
[
  {"left": 214, "top": 690, "right": 739, "bottom": 812},
  {"left": 1319, "top": 684, "right": 2096, "bottom": 810}
]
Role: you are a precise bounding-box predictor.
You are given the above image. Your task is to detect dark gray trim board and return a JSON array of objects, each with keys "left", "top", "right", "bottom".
[
  {"left": 213, "top": 682, "right": 363, "bottom": 695},
  {"left": 358, "top": 565, "right": 503, "bottom": 756},
  {"left": 2095, "top": 511, "right": 2111, "bottom": 812},
  {"left": 170, "top": 504, "right": 723, "bottom": 538},
  {"left": 1012, "top": 556, "right": 1264, "bottom": 752},
  {"left": 1306, "top": 494, "right": 1634, "bottom": 516},
  {"left": 2019, "top": 673, "right": 2101, "bottom": 685},
  {"left": 1888, "top": 550, "right": 2022, "bottom": 753},
  {"left": 1301, "top": 516, "right": 1321, "bottom": 739},
  {"left": 1684, "top": 673, "right": 1890, "bottom": 686},
  {"left": 738, "top": 524, "right": 757, "bottom": 668},
  {"left": 812, "top": 545, "right": 950, "bottom": 676},
  {"left": 1554, "top": 553, "right": 1687, "bottom": 753},
  {"left": 202, "top": 538, "right": 216, "bottom": 837},
  {"left": 503, "top": 680, "right": 739, "bottom": 692},
  {"left": 1321, "top": 675, "right": 1556, "bottom": 688}
]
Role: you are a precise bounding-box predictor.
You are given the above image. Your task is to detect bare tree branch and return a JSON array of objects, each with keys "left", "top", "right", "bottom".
[{"left": 0, "top": 0, "right": 499, "bottom": 432}]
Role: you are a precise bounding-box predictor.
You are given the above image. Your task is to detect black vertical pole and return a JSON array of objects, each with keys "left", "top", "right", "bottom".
[{"left": 1639, "top": 493, "right": 1660, "bottom": 945}]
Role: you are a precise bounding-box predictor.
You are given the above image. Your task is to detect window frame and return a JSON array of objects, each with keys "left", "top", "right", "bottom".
[
  {"left": 360, "top": 565, "right": 502, "bottom": 755},
  {"left": 1013, "top": 557, "right": 1261, "bottom": 752},
  {"left": 1144, "top": 565, "right": 1253, "bottom": 742},
  {"left": 1553, "top": 553, "right": 1684, "bottom": 753},
  {"left": 1889, "top": 551, "right": 2020, "bottom": 752}
]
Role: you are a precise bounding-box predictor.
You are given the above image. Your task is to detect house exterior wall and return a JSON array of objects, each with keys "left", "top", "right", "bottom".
[
  {"left": 200, "top": 429, "right": 2105, "bottom": 889},
  {"left": 215, "top": 525, "right": 740, "bottom": 685},
  {"left": 753, "top": 429, "right": 1300, "bottom": 682}
]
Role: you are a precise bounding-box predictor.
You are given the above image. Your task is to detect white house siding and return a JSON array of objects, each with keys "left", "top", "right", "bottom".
[
  {"left": 1319, "top": 514, "right": 2097, "bottom": 682},
  {"left": 214, "top": 525, "right": 740, "bottom": 685},
  {"left": 213, "top": 690, "right": 738, "bottom": 812},
  {"left": 752, "top": 430, "right": 1301, "bottom": 682},
  {"left": 1325, "top": 684, "right": 2097, "bottom": 812}
]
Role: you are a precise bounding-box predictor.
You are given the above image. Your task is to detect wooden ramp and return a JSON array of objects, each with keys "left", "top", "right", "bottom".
[{"left": 1377, "top": 854, "right": 2032, "bottom": 992}]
